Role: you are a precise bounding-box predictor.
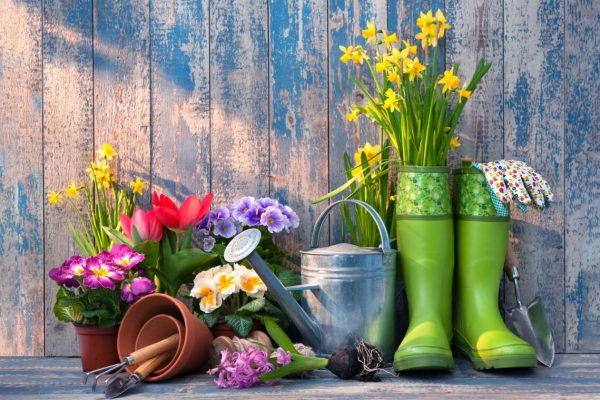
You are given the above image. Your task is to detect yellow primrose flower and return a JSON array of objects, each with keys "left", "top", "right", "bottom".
[
  {"left": 383, "top": 31, "right": 398, "bottom": 49},
  {"left": 97, "top": 143, "right": 117, "bottom": 160},
  {"left": 439, "top": 69, "right": 460, "bottom": 93},
  {"left": 405, "top": 57, "right": 426, "bottom": 81},
  {"left": 64, "top": 180, "right": 81, "bottom": 198},
  {"left": 362, "top": 21, "right": 377, "bottom": 44},
  {"left": 450, "top": 136, "right": 462, "bottom": 149},
  {"left": 435, "top": 9, "right": 451, "bottom": 38},
  {"left": 346, "top": 109, "right": 360, "bottom": 122},
  {"left": 48, "top": 191, "right": 63, "bottom": 206},
  {"left": 388, "top": 71, "right": 401, "bottom": 85},
  {"left": 339, "top": 45, "right": 354, "bottom": 64},
  {"left": 383, "top": 89, "right": 400, "bottom": 113},
  {"left": 350, "top": 46, "right": 369, "bottom": 64},
  {"left": 402, "top": 39, "right": 417, "bottom": 55},
  {"left": 459, "top": 84, "right": 472, "bottom": 100},
  {"left": 130, "top": 177, "right": 146, "bottom": 195}
]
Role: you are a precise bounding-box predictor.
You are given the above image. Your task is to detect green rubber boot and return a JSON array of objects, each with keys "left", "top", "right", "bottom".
[
  {"left": 452, "top": 166, "right": 536, "bottom": 370},
  {"left": 394, "top": 166, "right": 455, "bottom": 371}
]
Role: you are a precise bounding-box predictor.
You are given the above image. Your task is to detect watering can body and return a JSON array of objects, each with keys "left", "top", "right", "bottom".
[{"left": 224, "top": 200, "right": 396, "bottom": 361}]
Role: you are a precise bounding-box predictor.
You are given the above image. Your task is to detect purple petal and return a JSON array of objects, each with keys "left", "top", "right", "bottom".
[
  {"left": 214, "top": 218, "right": 236, "bottom": 238},
  {"left": 259, "top": 206, "right": 285, "bottom": 233}
]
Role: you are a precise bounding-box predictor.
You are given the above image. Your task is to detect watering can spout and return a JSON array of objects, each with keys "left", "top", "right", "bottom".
[{"left": 224, "top": 229, "right": 321, "bottom": 349}]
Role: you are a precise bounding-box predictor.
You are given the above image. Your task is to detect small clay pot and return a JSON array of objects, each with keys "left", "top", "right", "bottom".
[
  {"left": 118, "top": 293, "right": 213, "bottom": 381},
  {"left": 74, "top": 324, "right": 120, "bottom": 372},
  {"left": 134, "top": 314, "right": 184, "bottom": 377}
]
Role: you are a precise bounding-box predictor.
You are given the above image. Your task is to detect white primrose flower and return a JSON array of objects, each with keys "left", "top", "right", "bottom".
[
  {"left": 194, "top": 265, "right": 219, "bottom": 286},
  {"left": 191, "top": 278, "right": 222, "bottom": 313},
  {"left": 233, "top": 263, "right": 267, "bottom": 298},
  {"left": 212, "top": 264, "right": 239, "bottom": 298}
]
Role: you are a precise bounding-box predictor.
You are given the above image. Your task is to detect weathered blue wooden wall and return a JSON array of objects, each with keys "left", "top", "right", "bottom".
[{"left": 0, "top": 0, "right": 597, "bottom": 356}]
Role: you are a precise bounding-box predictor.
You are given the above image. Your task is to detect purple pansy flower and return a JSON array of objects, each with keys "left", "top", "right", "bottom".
[
  {"left": 256, "top": 197, "right": 278, "bottom": 209},
  {"left": 201, "top": 236, "right": 216, "bottom": 252},
  {"left": 209, "top": 206, "right": 231, "bottom": 224},
  {"left": 214, "top": 218, "right": 237, "bottom": 238},
  {"left": 120, "top": 276, "right": 156, "bottom": 303},
  {"left": 241, "top": 203, "right": 263, "bottom": 226},
  {"left": 232, "top": 196, "right": 256, "bottom": 221},
  {"left": 83, "top": 257, "right": 123, "bottom": 290},
  {"left": 260, "top": 206, "right": 286, "bottom": 233},
  {"left": 196, "top": 215, "right": 211, "bottom": 231},
  {"left": 279, "top": 205, "right": 299, "bottom": 231}
]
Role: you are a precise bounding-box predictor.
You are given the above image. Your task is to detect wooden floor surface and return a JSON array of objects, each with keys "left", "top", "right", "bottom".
[{"left": 1, "top": 354, "right": 599, "bottom": 399}]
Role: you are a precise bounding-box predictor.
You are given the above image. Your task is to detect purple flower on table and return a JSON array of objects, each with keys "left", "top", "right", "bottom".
[
  {"left": 120, "top": 276, "right": 156, "bottom": 303},
  {"left": 201, "top": 235, "right": 216, "bottom": 252},
  {"left": 275, "top": 347, "right": 292, "bottom": 365},
  {"left": 209, "top": 206, "right": 231, "bottom": 224},
  {"left": 83, "top": 257, "right": 123, "bottom": 290},
  {"left": 279, "top": 205, "right": 299, "bottom": 231},
  {"left": 214, "top": 218, "right": 236, "bottom": 239},
  {"left": 209, "top": 348, "right": 276, "bottom": 389},
  {"left": 260, "top": 206, "right": 286, "bottom": 233},
  {"left": 232, "top": 196, "right": 256, "bottom": 221},
  {"left": 256, "top": 197, "right": 278, "bottom": 209}
]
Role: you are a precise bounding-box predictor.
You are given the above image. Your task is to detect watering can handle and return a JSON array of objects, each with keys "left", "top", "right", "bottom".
[{"left": 310, "top": 199, "right": 392, "bottom": 253}]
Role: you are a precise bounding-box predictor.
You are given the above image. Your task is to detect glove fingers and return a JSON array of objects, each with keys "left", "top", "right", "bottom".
[
  {"left": 504, "top": 165, "right": 531, "bottom": 205},
  {"left": 481, "top": 162, "right": 512, "bottom": 204},
  {"left": 520, "top": 165, "right": 545, "bottom": 208}
]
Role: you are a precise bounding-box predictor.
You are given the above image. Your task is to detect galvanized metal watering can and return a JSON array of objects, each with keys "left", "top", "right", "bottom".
[{"left": 224, "top": 199, "right": 397, "bottom": 360}]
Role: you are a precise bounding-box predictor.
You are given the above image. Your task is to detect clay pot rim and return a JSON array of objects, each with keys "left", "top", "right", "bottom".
[{"left": 135, "top": 314, "right": 185, "bottom": 376}]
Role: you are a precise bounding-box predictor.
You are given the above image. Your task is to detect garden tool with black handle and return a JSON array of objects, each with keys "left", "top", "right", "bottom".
[
  {"left": 452, "top": 164, "right": 536, "bottom": 370},
  {"left": 505, "top": 265, "right": 555, "bottom": 367},
  {"left": 84, "top": 333, "right": 179, "bottom": 391},
  {"left": 104, "top": 352, "right": 171, "bottom": 398}
]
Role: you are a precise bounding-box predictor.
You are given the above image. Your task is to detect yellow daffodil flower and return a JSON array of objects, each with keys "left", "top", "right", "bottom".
[
  {"left": 354, "top": 142, "right": 381, "bottom": 168},
  {"left": 130, "top": 177, "right": 146, "bottom": 195},
  {"left": 415, "top": 11, "right": 439, "bottom": 48},
  {"left": 405, "top": 57, "right": 426, "bottom": 81},
  {"left": 97, "top": 143, "right": 117, "bottom": 160},
  {"left": 439, "top": 70, "right": 460, "bottom": 93},
  {"left": 388, "top": 71, "right": 401, "bottom": 85},
  {"left": 351, "top": 165, "right": 364, "bottom": 182},
  {"left": 383, "top": 88, "right": 400, "bottom": 113},
  {"left": 362, "top": 21, "right": 377, "bottom": 44},
  {"left": 402, "top": 39, "right": 417, "bottom": 55},
  {"left": 435, "top": 9, "right": 451, "bottom": 38},
  {"left": 375, "top": 58, "right": 393, "bottom": 73},
  {"left": 65, "top": 180, "right": 81, "bottom": 198},
  {"left": 386, "top": 48, "right": 403, "bottom": 64},
  {"left": 417, "top": 10, "right": 436, "bottom": 32},
  {"left": 383, "top": 31, "right": 398, "bottom": 50},
  {"left": 459, "top": 84, "right": 472, "bottom": 100},
  {"left": 450, "top": 136, "right": 462, "bottom": 149},
  {"left": 346, "top": 109, "right": 360, "bottom": 122},
  {"left": 350, "top": 46, "right": 369, "bottom": 64},
  {"left": 339, "top": 45, "right": 354, "bottom": 64},
  {"left": 48, "top": 191, "right": 63, "bottom": 206}
]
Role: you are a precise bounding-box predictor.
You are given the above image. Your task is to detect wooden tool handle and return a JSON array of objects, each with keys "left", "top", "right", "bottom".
[
  {"left": 135, "top": 352, "right": 172, "bottom": 380},
  {"left": 129, "top": 334, "right": 179, "bottom": 365}
]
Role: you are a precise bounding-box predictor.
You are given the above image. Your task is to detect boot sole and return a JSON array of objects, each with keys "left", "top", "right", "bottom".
[
  {"left": 394, "top": 353, "right": 455, "bottom": 372},
  {"left": 454, "top": 343, "right": 537, "bottom": 370}
]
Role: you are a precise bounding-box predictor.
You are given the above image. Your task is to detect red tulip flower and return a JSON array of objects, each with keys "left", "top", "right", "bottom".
[
  {"left": 120, "top": 209, "right": 163, "bottom": 242},
  {"left": 152, "top": 191, "right": 213, "bottom": 231}
]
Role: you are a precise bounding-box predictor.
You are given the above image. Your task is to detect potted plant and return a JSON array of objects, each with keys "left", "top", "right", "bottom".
[
  {"left": 192, "top": 196, "right": 301, "bottom": 338},
  {"left": 47, "top": 144, "right": 154, "bottom": 371},
  {"left": 327, "top": 10, "right": 491, "bottom": 371}
]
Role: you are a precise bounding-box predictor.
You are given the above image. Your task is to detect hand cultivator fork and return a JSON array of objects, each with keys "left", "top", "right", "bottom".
[{"left": 83, "top": 334, "right": 179, "bottom": 391}]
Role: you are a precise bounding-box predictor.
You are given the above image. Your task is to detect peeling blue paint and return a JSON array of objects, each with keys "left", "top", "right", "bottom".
[{"left": 507, "top": 74, "right": 531, "bottom": 148}]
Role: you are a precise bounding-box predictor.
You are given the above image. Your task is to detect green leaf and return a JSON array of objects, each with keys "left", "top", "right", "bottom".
[
  {"left": 224, "top": 314, "right": 253, "bottom": 337},
  {"left": 162, "top": 248, "right": 218, "bottom": 296},
  {"left": 53, "top": 288, "right": 84, "bottom": 323},
  {"left": 260, "top": 356, "right": 328, "bottom": 382},
  {"left": 263, "top": 316, "right": 298, "bottom": 354},
  {"left": 133, "top": 240, "right": 160, "bottom": 270},
  {"left": 198, "top": 311, "right": 221, "bottom": 328},
  {"left": 103, "top": 226, "right": 132, "bottom": 246},
  {"left": 181, "top": 226, "right": 193, "bottom": 250},
  {"left": 131, "top": 224, "right": 142, "bottom": 246},
  {"left": 237, "top": 298, "right": 266, "bottom": 314}
]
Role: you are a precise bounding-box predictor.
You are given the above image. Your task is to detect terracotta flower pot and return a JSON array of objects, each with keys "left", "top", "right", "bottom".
[
  {"left": 74, "top": 324, "right": 120, "bottom": 372},
  {"left": 118, "top": 293, "right": 213, "bottom": 381},
  {"left": 134, "top": 314, "right": 185, "bottom": 377}
]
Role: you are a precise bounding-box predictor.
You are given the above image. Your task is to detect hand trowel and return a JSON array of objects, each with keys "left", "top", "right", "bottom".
[
  {"left": 104, "top": 352, "right": 171, "bottom": 398},
  {"left": 505, "top": 265, "right": 555, "bottom": 367}
]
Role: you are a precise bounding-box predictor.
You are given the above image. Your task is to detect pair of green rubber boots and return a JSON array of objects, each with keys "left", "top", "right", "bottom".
[{"left": 393, "top": 166, "right": 537, "bottom": 371}]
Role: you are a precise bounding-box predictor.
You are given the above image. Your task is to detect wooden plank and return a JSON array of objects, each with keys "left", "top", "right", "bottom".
[
  {"left": 445, "top": 0, "right": 504, "bottom": 163},
  {"left": 93, "top": 0, "right": 151, "bottom": 205},
  {"left": 42, "top": 0, "right": 93, "bottom": 357},
  {"left": 269, "top": 0, "right": 329, "bottom": 259},
  {"left": 503, "top": 0, "right": 565, "bottom": 352},
  {"left": 328, "top": 0, "right": 387, "bottom": 243},
  {"left": 387, "top": 0, "right": 445, "bottom": 74},
  {"left": 0, "top": 0, "right": 44, "bottom": 356},
  {"left": 564, "top": 0, "right": 600, "bottom": 353},
  {"left": 210, "top": 0, "right": 269, "bottom": 204},
  {"left": 2, "top": 355, "right": 600, "bottom": 398},
  {"left": 150, "top": 0, "right": 210, "bottom": 201}
]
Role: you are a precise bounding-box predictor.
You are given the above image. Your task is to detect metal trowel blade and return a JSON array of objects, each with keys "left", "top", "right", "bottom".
[
  {"left": 104, "top": 374, "right": 141, "bottom": 399},
  {"left": 508, "top": 297, "right": 555, "bottom": 367}
]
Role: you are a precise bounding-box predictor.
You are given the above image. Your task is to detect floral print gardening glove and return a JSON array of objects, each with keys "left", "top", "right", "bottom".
[{"left": 471, "top": 160, "right": 554, "bottom": 216}]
